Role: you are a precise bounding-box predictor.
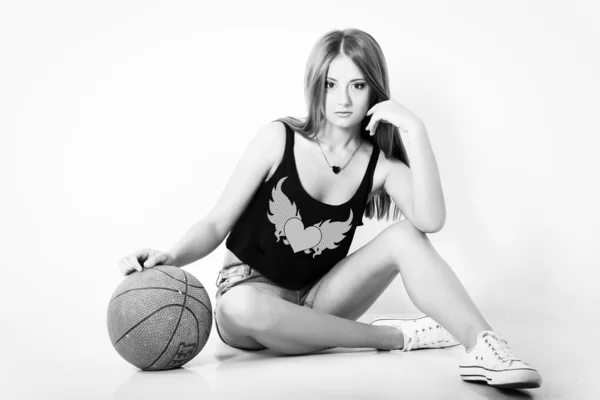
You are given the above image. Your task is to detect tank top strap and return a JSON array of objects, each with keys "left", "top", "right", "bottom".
[
  {"left": 364, "top": 138, "right": 379, "bottom": 195},
  {"left": 278, "top": 120, "right": 295, "bottom": 165},
  {"left": 355, "top": 138, "right": 379, "bottom": 226}
]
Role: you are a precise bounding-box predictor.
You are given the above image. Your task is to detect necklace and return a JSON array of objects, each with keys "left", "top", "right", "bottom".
[{"left": 315, "top": 134, "right": 363, "bottom": 174}]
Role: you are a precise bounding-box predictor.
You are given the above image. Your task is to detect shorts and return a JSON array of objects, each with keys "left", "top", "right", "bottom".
[{"left": 213, "top": 261, "right": 326, "bottom": 348}]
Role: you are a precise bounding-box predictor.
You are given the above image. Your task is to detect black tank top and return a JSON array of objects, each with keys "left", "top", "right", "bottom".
[{"left": 225, "top": 121, "right": 380, "bottom": 290}]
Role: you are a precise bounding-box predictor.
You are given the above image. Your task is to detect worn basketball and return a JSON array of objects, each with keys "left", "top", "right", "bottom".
[{"left": 107, "top": 265, "right": 212, "bottom": 371}]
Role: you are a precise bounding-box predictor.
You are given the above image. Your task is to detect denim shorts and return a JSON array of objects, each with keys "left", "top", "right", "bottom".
[{"left": 213, "top": 261, "right": 326, "bottom": 348}]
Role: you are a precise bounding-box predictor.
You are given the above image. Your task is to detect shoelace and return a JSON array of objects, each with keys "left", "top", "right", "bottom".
[
  {"left": 404, "top": 322, "right": 453, "bottom": 351},
  {"left": 484, "top": 332, "right": 522, "bottom": 364}
]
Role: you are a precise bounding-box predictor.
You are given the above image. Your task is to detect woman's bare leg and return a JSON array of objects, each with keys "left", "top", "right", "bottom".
[
  {"left": 217, "top": 285, "right": 404, "bottom": 354},
  {"left": 216, "top": 220, "right": 404, "bottom": 353},
  {"left": 216, "top": 220, "right": 491, "bottom": 354}
]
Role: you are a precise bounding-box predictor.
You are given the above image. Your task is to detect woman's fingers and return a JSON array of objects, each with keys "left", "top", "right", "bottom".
[
  {"left": 144, "top": 254, "right": 158, "bottom": 268},
  {"left": 127, "top": 254, "right": 143, "bottom": 272},
  {"left": 366, "top": 121, "right": 379, "bottom": 135},
  {"left": 117, "top": 259, "right": 126, "bottom": 275},
  {"left": 366, "top": 101, "right": 382, "bottom": 116},
  {"left": 371, "top": 122, "right": 379, "bottom": 135},
  {"left": 144, "top": 251, "right": 170, "bottom": 268},
  {"left": 118, "top": 258, "right": 133, "bottom": 275},
  {"left": 117, "top": 252, "right": 143, "bottom": 275},
  {"left": 117, "top": 249, "right": 171, "bottom": 276}
]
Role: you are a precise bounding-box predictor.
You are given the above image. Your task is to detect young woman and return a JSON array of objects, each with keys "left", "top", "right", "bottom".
[{"left": 118, "top": 28, "right": 542, "bottom": 390}]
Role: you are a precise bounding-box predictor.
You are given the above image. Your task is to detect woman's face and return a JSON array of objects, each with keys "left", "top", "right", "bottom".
[{"left": 323, "top": 55, "right": 372, "bottom": 129}]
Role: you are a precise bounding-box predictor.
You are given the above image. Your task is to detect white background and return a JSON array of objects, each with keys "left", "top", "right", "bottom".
[{"left": 1, "top": 0, "right": 599, "bottom": 398}]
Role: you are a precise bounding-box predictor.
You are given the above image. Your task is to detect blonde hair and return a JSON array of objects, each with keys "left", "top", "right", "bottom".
[{"left": 275, "top": 28, "right": 408, "bottom": 222}]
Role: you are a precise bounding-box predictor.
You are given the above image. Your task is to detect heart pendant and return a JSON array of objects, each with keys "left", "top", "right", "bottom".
[{"left": 332, "top": 166, "right": 341, "bottom": 174}]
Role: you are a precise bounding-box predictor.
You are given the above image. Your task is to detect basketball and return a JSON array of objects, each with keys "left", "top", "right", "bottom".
[{"left": 107, "top": 265, "right": 212, "bottom": 371}]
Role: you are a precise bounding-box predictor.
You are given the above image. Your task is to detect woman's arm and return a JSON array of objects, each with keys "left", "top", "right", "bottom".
[
  {"left": 167, "top": 219, "right": 223, "bottom": 268},
  {"left": 168, "top": 121, "right": 280, "bottom": 268},
  {"left": 406, "top": 123, "right": 446, "bottom": 231},
  {"left": 366, "top": 100, "right": 446, "bottom": 231}
]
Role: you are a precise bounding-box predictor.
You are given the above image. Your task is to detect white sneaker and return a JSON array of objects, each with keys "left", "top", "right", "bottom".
[
  {"left": 459, "top": 331, "right": 542, "bottom": 389},
  {"left": 370, "top": 315, "right": 462, "bottom": 351}
]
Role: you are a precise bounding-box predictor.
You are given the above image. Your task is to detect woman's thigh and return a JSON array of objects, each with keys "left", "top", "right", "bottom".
[
  {"left": 212, "top": 220, "right": 422, "bottom": 348},
  {"left": 301, "top": 219, "right": 421, "bottom": 321},
  {"left": 213, "top": 263, "right": 300, "bottom": 350}
]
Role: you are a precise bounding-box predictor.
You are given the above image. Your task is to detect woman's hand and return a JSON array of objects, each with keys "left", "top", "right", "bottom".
[
  {"left": 117, "top": 248, "right": 176, "bottom": 276},
  {"left": 365, "top": 98, "right": 425, "bottom": 141}
]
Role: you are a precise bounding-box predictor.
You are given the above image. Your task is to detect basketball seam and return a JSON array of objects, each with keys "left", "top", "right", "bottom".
[
  {"left": 183, "top": 306, "right": 201, "bottom": 363},
  {"left": 153, "top": 267, "right": 204, "bottom": 289},
  {"left": 108, "top": 287, "right": 211, "bottom": 315},
  {"left": 113, "top": 304, "right": 184, "bottom": 346},
  {"left": 143, "top": 268, "right": 190, "bottom": 370}
]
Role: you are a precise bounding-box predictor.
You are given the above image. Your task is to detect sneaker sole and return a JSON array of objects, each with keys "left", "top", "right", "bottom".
[
  {"left": 459, "top": 366, "right": 542, "bottom": 389},
  {"left": 370, "top": 315, "right": 430, "bottom": 323},
  {"left": 370, "top": 316, "right": 463, "bottom": 349}
]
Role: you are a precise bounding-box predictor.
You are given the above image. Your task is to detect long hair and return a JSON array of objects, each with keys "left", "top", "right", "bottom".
[{"left": 274, "top": 28, "right": 408, "bottom": 222}]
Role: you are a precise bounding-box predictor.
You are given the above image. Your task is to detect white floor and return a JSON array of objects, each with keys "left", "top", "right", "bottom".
[{"left": 3, "top": 309, "right": 594, "bottom": 400}]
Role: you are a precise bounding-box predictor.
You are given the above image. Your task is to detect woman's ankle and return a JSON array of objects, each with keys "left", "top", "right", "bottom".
[{"left": 375, "top": 325, "right": 405, "bottom": 350}]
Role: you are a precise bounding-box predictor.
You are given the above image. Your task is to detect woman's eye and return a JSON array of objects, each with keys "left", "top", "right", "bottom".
[{"left": 325, "top": 82, "right": 366, "bottom": 89}]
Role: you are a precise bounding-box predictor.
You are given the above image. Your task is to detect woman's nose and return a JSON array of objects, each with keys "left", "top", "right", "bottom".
[{"left": 338, "top": 90, "right": 351, "bottom": 105}]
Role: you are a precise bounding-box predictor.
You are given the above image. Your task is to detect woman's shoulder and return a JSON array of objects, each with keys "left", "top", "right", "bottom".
[
  {"left": 252, "top": 121, "right": 289, "bottom": 182},
  {"left": 261, "top": 118, "right": 307, "bottom": 151},
  {"left": 259, "top": 120, "right": 288, "bottom": 151},
  {"left": 252, "top": 120, "right": 287, "bottom": 147}
]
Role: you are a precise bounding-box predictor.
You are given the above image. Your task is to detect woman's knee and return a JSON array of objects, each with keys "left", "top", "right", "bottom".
[
  {"left": 216, "top": 285, "right": 273, "bottom": 334},
  {"left": 383, "top": 219, "right": 428, "bottom": 248}
]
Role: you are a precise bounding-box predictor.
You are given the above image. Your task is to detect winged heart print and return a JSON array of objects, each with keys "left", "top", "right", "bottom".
[{"left": 266, "top": 176, "right": 354, "bottom": 258}]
